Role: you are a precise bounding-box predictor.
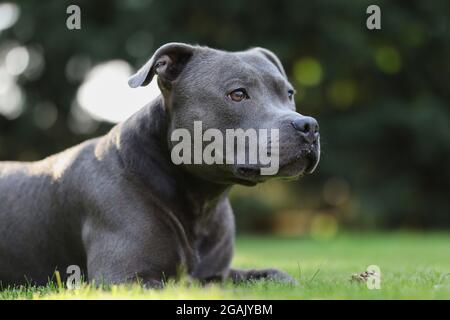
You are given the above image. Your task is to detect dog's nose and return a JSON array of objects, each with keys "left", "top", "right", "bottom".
[{"left": 291, "top": 117, "right": 319, "bottom": 144}]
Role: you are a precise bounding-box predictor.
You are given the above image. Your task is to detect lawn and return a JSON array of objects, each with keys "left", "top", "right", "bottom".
[{"left": 1, "top": 232, "right": 449, "bottom": 300}]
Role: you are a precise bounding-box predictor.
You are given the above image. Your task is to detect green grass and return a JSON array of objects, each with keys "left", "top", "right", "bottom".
[{"left": 1, "top": 232, "right": 449, "bottom": 300}]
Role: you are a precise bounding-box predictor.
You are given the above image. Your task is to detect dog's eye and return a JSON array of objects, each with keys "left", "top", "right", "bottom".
[
  {"left": 228, "top": 89, "right": 249, "bottom": 102},
  {"left": 288, "top": 89, "right": 295, "bottom": 100}
]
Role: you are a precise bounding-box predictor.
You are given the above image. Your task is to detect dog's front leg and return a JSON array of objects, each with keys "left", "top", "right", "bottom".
[
  {"left": 84, "top": 224, "right": 186, "bottom": 288},
  {"left": 86, "top": 247, "right": 181, "bottom": 288}
]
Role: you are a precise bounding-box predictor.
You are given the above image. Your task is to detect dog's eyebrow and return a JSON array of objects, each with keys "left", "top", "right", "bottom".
[{"left": 223, "top": 76, "right": 256, "bottom": 89}]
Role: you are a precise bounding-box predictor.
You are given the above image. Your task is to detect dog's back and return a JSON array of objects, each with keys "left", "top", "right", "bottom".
[{"left": 0, "top": 142, "right": 96, "bottom": 286}]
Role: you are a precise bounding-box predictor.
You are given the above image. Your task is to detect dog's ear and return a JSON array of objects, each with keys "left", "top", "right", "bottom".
[
  {"left": 251, "top": 47, "right": 287, "bottom": 79},
  {"left": 128, "top": 42, "right": 195, "bottom": 89}
]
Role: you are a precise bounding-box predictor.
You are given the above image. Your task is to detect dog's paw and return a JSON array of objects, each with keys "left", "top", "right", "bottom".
[
  {"left": 230, "top": 268, "right": 298, "bottom": 285},
  {"left": 247, "top": 268, "right": 298, "bottom": 284},
  {"left": 141, "top": 279, "right": 165, "bottom": 289}
]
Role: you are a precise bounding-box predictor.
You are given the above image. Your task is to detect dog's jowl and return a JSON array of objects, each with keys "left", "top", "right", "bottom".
[{"left": 0, "top": 43, "right": 320, "bottom": 287}]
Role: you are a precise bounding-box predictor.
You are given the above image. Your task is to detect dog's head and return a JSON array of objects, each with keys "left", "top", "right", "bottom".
[{"left": 129, "top": 43, "right": 320, "bottom": 186}]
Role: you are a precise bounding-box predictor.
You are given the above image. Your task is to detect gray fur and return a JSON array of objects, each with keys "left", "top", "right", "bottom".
[{"left": 0, "top": 43, "right": 320, "bottom": 287}]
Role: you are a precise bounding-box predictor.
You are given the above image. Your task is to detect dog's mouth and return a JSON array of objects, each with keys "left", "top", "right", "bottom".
[
  {"left": 236, "top": 166, "right": 262, "bottom": 178},
  {"left": 294, "top": 146, "right": 320, "bottom": 174},
  {"left": 231, "top": 167, "right": 267, "bottom": 185},
  {"left": 232, "top": 147, "right": 320, "bottom": 184}
]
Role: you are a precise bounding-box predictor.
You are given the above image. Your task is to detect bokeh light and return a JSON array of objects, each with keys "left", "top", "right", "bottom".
[
  {"left": 5, "top": 46, "right": 29, "bottom": 76},
  {"left": 68, "top": 101, "right": 99, "bottom": 135},
  {"left": 33, "top": 102, "right": 58, "bottom": 130},
  {"left": 76, "top": 60, "right": 161, "bottom": 123},
  {"left": 23, "top": 46, "right": 45, "bottom": 81},
  {"left": 375, "top": 46, "right": 402, "bottom": 74},
  {"left": 293, "top": 57, "right": 323, "bottom": 87},
  {"left": 0, "top": 3, "right": 20, "bottom": 32},
  {"left": 310, "top": 214, "right": 339, "bottom": 240},
  {"left": 327, "top": 80, "right": 356, "bottom": 109},
  {"left": 0, "top": 75, "right": 24, "bottom": 119},
  {"left": 323, "top": 177, "right": 351, "bottom": 207},
  {"left": 65, "top": 54, "right": 92, "bottom": 83}
]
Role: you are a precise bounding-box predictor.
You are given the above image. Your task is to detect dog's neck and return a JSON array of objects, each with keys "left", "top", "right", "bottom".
[{"left": 112, "top": 96, "right": 231, "bottom": 219}]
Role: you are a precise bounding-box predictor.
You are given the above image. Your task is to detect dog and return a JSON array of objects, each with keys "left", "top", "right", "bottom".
[{"left": 0, "top": 43, "right": 320, "bottom": 287}]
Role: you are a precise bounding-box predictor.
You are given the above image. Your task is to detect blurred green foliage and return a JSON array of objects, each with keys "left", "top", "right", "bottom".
[{"left": 0, "top": 0, "right": 449, "bottom": 230}]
